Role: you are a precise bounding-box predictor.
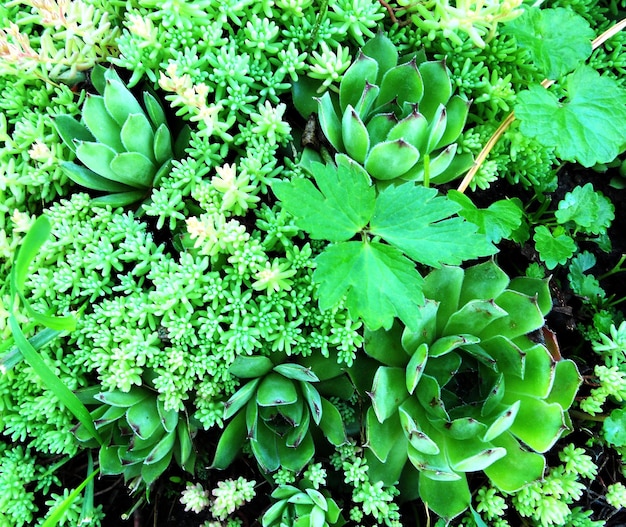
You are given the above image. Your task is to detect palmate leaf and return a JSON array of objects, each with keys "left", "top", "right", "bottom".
[
  {"left": 371, "top": 185, "right": 496, "bottom": 267},
  {"left": 272, "top": 162, "right": 375, "bottom": 242},
  {"left": 515, "top": 66, "right": 626, "bottom": 167},
  {"left": 314, "top": 241, "right": 424, "bottom": 331}
]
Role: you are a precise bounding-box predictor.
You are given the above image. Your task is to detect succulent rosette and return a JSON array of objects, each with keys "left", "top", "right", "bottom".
[
  {"left": 362, "top": 260, "right": 582, "bottom": 520},
  {"left": 294, "top": 33, "right": 473, "bottom": 185},
  {"left": 54, "top": 66, "right": 188, "bottom": 207}
]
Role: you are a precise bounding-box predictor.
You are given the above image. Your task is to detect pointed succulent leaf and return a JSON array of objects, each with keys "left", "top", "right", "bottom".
[
  {"left": 339, "top": 51, "right": 379, "bottom": 112},
  {"left": 90, "top": 64, "right": 108, "bottom": 94},
  {"left": 399, "top": 401, "right": 440, "bottom": 454},
  {"left": 419, "top": 474, "right": 470, "bottom": 520},
  {"left": 366, "top": 111, "right": 398, "bottom": 144},
  {"left": 300, "top": 381, "right": 323, "bottom": 425},
  {"left": 211, "top": 411, "right": 247, "bottom": 469},
  {"left": 482, "top": 374, "right": 506, "bottom": 417},
  {"left": 319, "top": 397, "right": 347, "bottom": 446},
  {"left": 143, "top": 91, "right": 167, "bottom": 129},
  {"left": 99, "top": 445, "right": 124, "bottom": 475},
  {"left": 436, "top": 95, "right": 471, "bottom": 148},
  {"left": 54, "top": 115, "right": 95, "bottom": 154},
  {"left": 366, "top": 407, "right": 405, "bottom": 462},
  {"left": 257, "top": 373, "right": 298, "bottom": 407},
  {"left": 94, "top": 387, "right": 151, "bottom": 407},
  {"left": 406, "top": 343, "right": 428, "bottom": 394},
  {"left": 483, "top": 401, "right": 520, "bottom": 442},
  {"left": 224, "top": 378, "right": 261, "bottom": 420},
  {"left": 370, "top": 366, "right": 409, "bottom": 422},
  {"left": 449, "top": 443, "right": 507, "bottom": 472},
  {"left": 507, "top": 395, "right": 567, "bottom": 452},
  {"left": 365, "top": 139, "right": 420, "bottom": 180},
  {"left": 60, "top": 162, "right": 134, "bottom": 193},
  {"left": 306, "top": 489, "right": 328, "bottom": 512},
  {"left": 377, "top": 58, "right": 423, "bottom": 108},
  {"left": 104, "top": 77, "right": 144, "bottom": 126},
  {"left": 251, "top": 422, "right": 281, "bottom": 472},
  {"left": 144, "top": 430, "right": 176, "bottom": 464},
  {"left": 141, "top": 450, "right": 172, "bottom": 484},
  {"left": 481, "top": 291, "right": 545, "bottom": 340},
  {"left": 400, "top": 144, "right": 456, "bottom": 182},
  {"left": 278, "top": 432, "right": 315, "bottom": 472},
  {"left": 273, "top": 364, "right": 319, "bottom": 382},
  {"left": 90, "top": 190, "right": 147, "bottom": 207},
  {"left": 408, "top": 441, "right": 459, "bottom": 481},
  {"left": 423, "top": 352, "right": 461, "bottom": 388},
  {"left": 402, "top": 300, "right": 438, "bottom": 353},
  {"left": 386, "top": 109, "right": 429, "bottom": 149},
  {"left": 109, "top": 152, "right": 155, "bottom": 188},
  {"left": 93, "top": 405, "right": 127, "bottom": 429},
  {"left": 315, "top": 92, "right": 344, "bottom": 151},
  {"left": 121, "top": 113, "right": 156, "bottom": 162},
  {"left": 246, "top": 398, "right": 259, "bottom": 440},
  {"left": 342, "top": 105, "right": 370, "bottom": 163},
  {"left": 153, "top": 123, "right": 174, "bottom": 164},
  {"left": 443, "top": 417, "right": 487, "bottom": 440},
  {"left": 364, "top": 323, "right": 409, "bottom": 367},
  {"left": 429, "top": 151, "right": 475, "bottom": 184},
  {"left": 459, "top": 260, "right": 510, "bottom": 306},
  {"left": 75, "top": 141, "right": 121, "bottom": 182},
  {"left": 429, "top": 334, "right": 479, "bottom": 357},
  {"left": 362, "top": 32, "right": 398, "bottom": 84},
  {"left": 442, "top": 299, "right": 507, "bottom": 336},
  {"left": 82, "top": 95, "right": 124, "bottom": 151},
  {"left": 285, "top": 410, "right": 311, "bottom": 448},
  {"left": 425, "top": 104, "right": 448, "bottom": 152},
  {"left": 506, "top": 344, "right": 555, "bottom": 398},
  {"left": 354, "top": 82, "right": 380, "bottom": 118},
  {"left": 545, "top": 359, "right": 581, "bottom": 409},
  {"left": 230, "top": 356, "right": 274, "bottom": 378},
  {"left": 417, "top": 60, "right": 452, "bottom": 122},
  {"left": 263, "top": 501, "right": 289, "bottom": 527},
  {"left": 125, "top": 396, "right": 162, "bottom": 440},
  {"left": 416, "top": 374, "right": 448, "bottom": 420},
  {"left": 484, "top": 432, "right": 545, "bottom": 492},
  {"left": 508, "top": 276, "right": 552, "bottom": 316},
  {"left": 157, "top": 398, "right": 179, "bottom": 433},
  {"left": 479, "top": 336, "right": 525, "bottom": 379}
]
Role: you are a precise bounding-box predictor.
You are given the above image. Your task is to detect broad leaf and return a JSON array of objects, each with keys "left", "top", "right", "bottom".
[
  {"left": 502, "top": 7, "right": 593, "bottom": 79},
  {"left": 370, "top": 184, "right": 496, "bottom": 267},
  {"left": 533, "top": 226, "right": 576, "bottom": 270},
  {"left": 314, "top": 241, "right": 424, "bottom": 331},
  {"left": 515, "top": 66, "right": 626, "bottom": 167},
  {"left": 272, "top": 162, "right": 375, "bottom": 242}
]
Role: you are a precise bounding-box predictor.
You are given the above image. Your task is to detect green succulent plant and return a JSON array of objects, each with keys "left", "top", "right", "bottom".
[
  {"left": 360, "top": 260, "right": 582, "bottom": 521},
  {"left": 54, "top": 66, "right": 188, "bottom": 207},
  {"left": 262, "top": 480, "right": 343, "bottom": 527},
  {"left": 74, "top": 385, "right": 196, "bottom": 491},
  {"left": 212, "top": 355, "right": 350, "bottom": 473},
  {"left": 294, "top": 33, "right": 473, "bottom": 186}
]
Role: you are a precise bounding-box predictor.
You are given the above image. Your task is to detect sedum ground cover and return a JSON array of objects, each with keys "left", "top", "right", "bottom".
[{"left": 1, "top": 0, "right": 626, "bottom": 526}]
